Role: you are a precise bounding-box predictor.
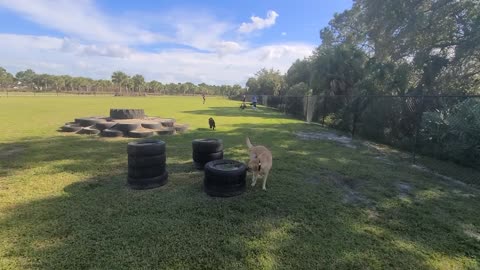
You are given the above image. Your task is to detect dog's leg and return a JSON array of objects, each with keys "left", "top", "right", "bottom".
[
  {"left": 262, "top": 171, "right": 269, "bottom": 190},
  {"left": 251, "top": 174, "right": 257, "bottom": 187}
]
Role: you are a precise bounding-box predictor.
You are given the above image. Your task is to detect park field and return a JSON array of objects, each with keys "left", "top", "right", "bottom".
[{"left": 0, "top": 96, "right": 479, "bottom": 269}]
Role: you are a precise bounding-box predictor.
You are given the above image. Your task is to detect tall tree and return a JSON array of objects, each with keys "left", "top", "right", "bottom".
[{"left": 111, "top": 71, "right": 129, "bottom": 93}]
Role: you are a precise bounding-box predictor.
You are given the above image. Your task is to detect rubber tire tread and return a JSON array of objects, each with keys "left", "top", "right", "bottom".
[
  {"left": 128, "top": 165, "right": 166, "bottom": 178},
  {"left": 128, "top": 154, "right": 166, "bottom": 168},
  {"left": 95, "top": 122, "right": 117, "bottom": 131},
  {"left": 115, "top": 123, "right": 140, "bottom": 132},
  {"left": 101, "top": 129, "right": 124, "bottom": 137},
  {"left": 141, "top": 122, "right": 163, "bottom": 129},
  {"left": 128, "top": 130, "right": 155, "bottom": 138},
  {"left": 127, "top": 171, "right": 168, "bottom": 190},
  {"left": 127, "top": 140, "right": 166, "bottom": 156},
  {"left": 192, "top": 139, "right": 223, "bottom": 153},
  {"left": 192, "top": 151, "right": 223, "bottom": 163}
]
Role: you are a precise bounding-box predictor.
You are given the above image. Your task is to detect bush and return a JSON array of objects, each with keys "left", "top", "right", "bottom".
[{"left": 421, "top": 99, "right": 480, "bottom": 169}]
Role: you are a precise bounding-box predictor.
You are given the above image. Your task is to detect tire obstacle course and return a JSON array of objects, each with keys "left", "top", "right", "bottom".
[
  {"left": 125, "top": 138, "right": 247, "bottom": 197},
  {"left": 59, "top": 109, "right": 188, "bottom": 138}
]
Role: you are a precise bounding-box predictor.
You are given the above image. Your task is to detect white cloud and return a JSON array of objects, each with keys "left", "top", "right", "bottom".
[
  {"left": 0, "top": 34, "right": 314, "bottom": 85},
  {"left": 0, "top": 0, "right": 169, "bottom": 45},
  {"left": 0, "top": 3, "right": 313, "bottom": 84},
  {"left": 238, "top": 10, "right": 279, "bottom": 34},
  {"left": 281, "top": 32, "right": 287, "bottom": 36}
]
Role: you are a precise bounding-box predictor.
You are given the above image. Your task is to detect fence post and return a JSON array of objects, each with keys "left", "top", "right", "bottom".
[
  {"left": 412, "top": 95, "right": 425, "bottom": 164},
  {"left": 322, "top": 96, "right": 328, "bottom": 125},
  {"left": 305, "top": 96, "right": 309, "bottom": 122}
]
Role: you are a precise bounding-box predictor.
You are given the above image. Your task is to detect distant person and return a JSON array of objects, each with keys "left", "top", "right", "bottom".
[
  {"left": 242, "top": 94, "right": 246, "bottom": 103},
  {"left": 251, "top": 95, "right": 258, "bottom": 110},
  {"left": 202, "top": 93, "right": 206, "bottom": 104}
]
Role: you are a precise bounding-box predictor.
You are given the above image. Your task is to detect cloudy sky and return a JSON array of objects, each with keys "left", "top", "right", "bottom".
[{"left": 0, "top": 0, "right": 352, "bottom": 85}]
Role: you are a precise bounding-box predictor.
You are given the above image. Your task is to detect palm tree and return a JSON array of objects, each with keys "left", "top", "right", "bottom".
[
  {"left": 132, "top": 74, "right": 145, "bottom": 93},
  {"left": 111, "top": 71, "right": 129, "bottom": 94}
]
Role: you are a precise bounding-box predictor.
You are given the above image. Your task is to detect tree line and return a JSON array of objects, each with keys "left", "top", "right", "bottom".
[
  {"left": 0, "top": 68, "right": 245, "bottom": 96},
  {"left": 246, "top": 0, "right": 480, "bottom": 169},
  {"left": 247, "top": 0, "right": 480, "bottom": 97}
]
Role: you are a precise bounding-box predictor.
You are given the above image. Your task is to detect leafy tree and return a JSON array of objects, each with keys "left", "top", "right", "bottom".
[
  {"left": 111, "top": 71, "right": 129, "bottom": 93},
  {"left": 132, "top": 74, "right": 145, "bottom": 92},
  {"left": 0, "top": 67, "right": 15, "bottom": 89},
  {"left": 246, "top": 68, "right": 285, "bottom": 96}
]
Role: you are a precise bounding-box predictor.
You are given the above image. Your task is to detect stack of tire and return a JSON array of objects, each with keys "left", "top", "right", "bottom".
[
  {"left": 127, "top": 140, "right": 168, "bottom": 190},
  {"left": 192, "top": 139, "right": 224, "bottom": 170},
  {"left": 204, "top": 160, "right": 247, "bottom": 197}
]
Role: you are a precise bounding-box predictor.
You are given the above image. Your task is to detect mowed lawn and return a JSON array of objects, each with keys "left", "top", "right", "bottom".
[{"left": 0, "top": 96, "right": 479, "bottom": 270}]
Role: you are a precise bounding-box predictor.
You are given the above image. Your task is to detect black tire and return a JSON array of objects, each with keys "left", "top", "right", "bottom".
[
  {"left": 110, "top": 109, "right": 145, "bottom": 119},
  {"left": 77, "top": 127, "right": 100, "bottom": 135},
  {"left": 156, "top": 128, "right": 175, "bottom": 135},
  {"left": 128, "top": 130, "right": 155, "bottom": 138},
  {"left": 128, "top": 154, "right": 166, "bottom": 168},
  {"left": 192, "top": 139, "right": 223, "bottom": 153},
  {"left": 174, "top": 124, "right": 189, "bottom": 133},
  {"left": 141, "top": 122, "right": 163, "bottom": 129},
  {"left": 101, "top": 129, "right": 124, "bottom": 137},
  {"left": 204, "top": 160, "right": 247, "bottom": 197},
  {"left": 160, "top": 119, "right": 176, "bottom": 127},
  {"left": 60, "top": 124, "right": 82, "bottom": 132},
  {"left": 127, "top": 140, "right": 166, "bottom": 156},
  {"left": 127, "top": 171, "right": 168, "bottom": 190},
  {"left": 95, "top": 122, "right": 117, "bottom": 131},
  {"left": 115, "top": 123, "right": 140, "bottom": 132},
  {"left": 193, "top": 151, "right": 223, "bottom": 163},
  {"left": 128, "top": 165, "right": 166, "bottom": 178},
  {"left": 75, "top": 117, "right": 104, "bottom": 127}
]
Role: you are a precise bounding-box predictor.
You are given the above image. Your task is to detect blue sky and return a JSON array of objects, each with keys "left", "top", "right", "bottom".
[{"left": 0, "top": 0, "right": 352, "bottom": 84}]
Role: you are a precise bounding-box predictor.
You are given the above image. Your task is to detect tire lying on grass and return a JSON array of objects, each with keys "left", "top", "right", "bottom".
[
  {"left": 127, "top": 140, "right": 166, "bottom": 156},
  {"left": 204, "top": 160, "right": 247, "bottom": 197},
  {"left": 193, "top": 151, "right": 224, "bottom": 163},
  {"left": 160, "top": 119, "right": 176, "bottom": 127},
  {"left": 101, "top": 129, "right": 124, "bottom": 137},
  {"left": 60, "top": 124, "right": 83, "bottom": 132},
  {"left": 127, "top": 171, "right": 168, "bottom": 190},
  {"left": 141, "top": 122, "right": 163, "bottom": 129},
  {"left": 128, "top": 129, "right": 155, "bottom": 138},
  {"left": 156, "top": 128, "right": 176, "bottom": 135},
  {"left": 95, "top": 122, "right": 117, "bottom": 131},
  {"left": 75, "top": 117, "right": 104, "bottom": 127},
  {"left": 192, "top": 139, "right": 223, "bottom": 153},
  {"left": 77, "top": 127, "right": 100, "bottom": 135},
  {"left": 115, "top": 123, "right": 140, "bottom": 133},
  {"left": 128, "top": 164, "right": 167, "bottom": 178},
  {"left": 174, "top": 124, "right": 189, "bottom": 133},
  {"left": 128, "top": 154, "right": 166, "bottom": 168}
]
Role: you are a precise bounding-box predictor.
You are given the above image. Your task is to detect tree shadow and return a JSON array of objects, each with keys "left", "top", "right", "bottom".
[{"left": 1, "top": 123, "right": 479, "bottom": 269}]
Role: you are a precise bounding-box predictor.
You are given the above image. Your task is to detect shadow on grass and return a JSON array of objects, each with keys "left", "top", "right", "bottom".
[{"left": 1, "top": 123, "right": 479, "bottom": 269}]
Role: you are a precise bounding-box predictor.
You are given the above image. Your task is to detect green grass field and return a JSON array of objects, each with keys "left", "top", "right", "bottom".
[{"left": 1, "top": 96, "right": 479, "bottom": 269}]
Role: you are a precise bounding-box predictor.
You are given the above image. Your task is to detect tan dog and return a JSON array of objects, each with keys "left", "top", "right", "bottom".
[{"left": 246, "top": 137, "right": 273, "bottom": 190}]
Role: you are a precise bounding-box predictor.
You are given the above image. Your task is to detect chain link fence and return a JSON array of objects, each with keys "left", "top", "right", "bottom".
[{"left": 237, "top": 94, "right": 480, "bottom": 171}]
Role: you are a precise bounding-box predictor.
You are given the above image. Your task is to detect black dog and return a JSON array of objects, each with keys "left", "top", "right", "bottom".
[{"left": 209, "top": 117, "right": 216, "bottom": 130}]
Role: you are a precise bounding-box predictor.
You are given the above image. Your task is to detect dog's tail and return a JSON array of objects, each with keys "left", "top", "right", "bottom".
[{"left": 246, "top": 137, "right": 253, "bottom": 149}]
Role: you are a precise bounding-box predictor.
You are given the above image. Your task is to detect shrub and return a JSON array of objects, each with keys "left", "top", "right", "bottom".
[{"left": 421, "top": 99, "right": 480, "bottom": 169}]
